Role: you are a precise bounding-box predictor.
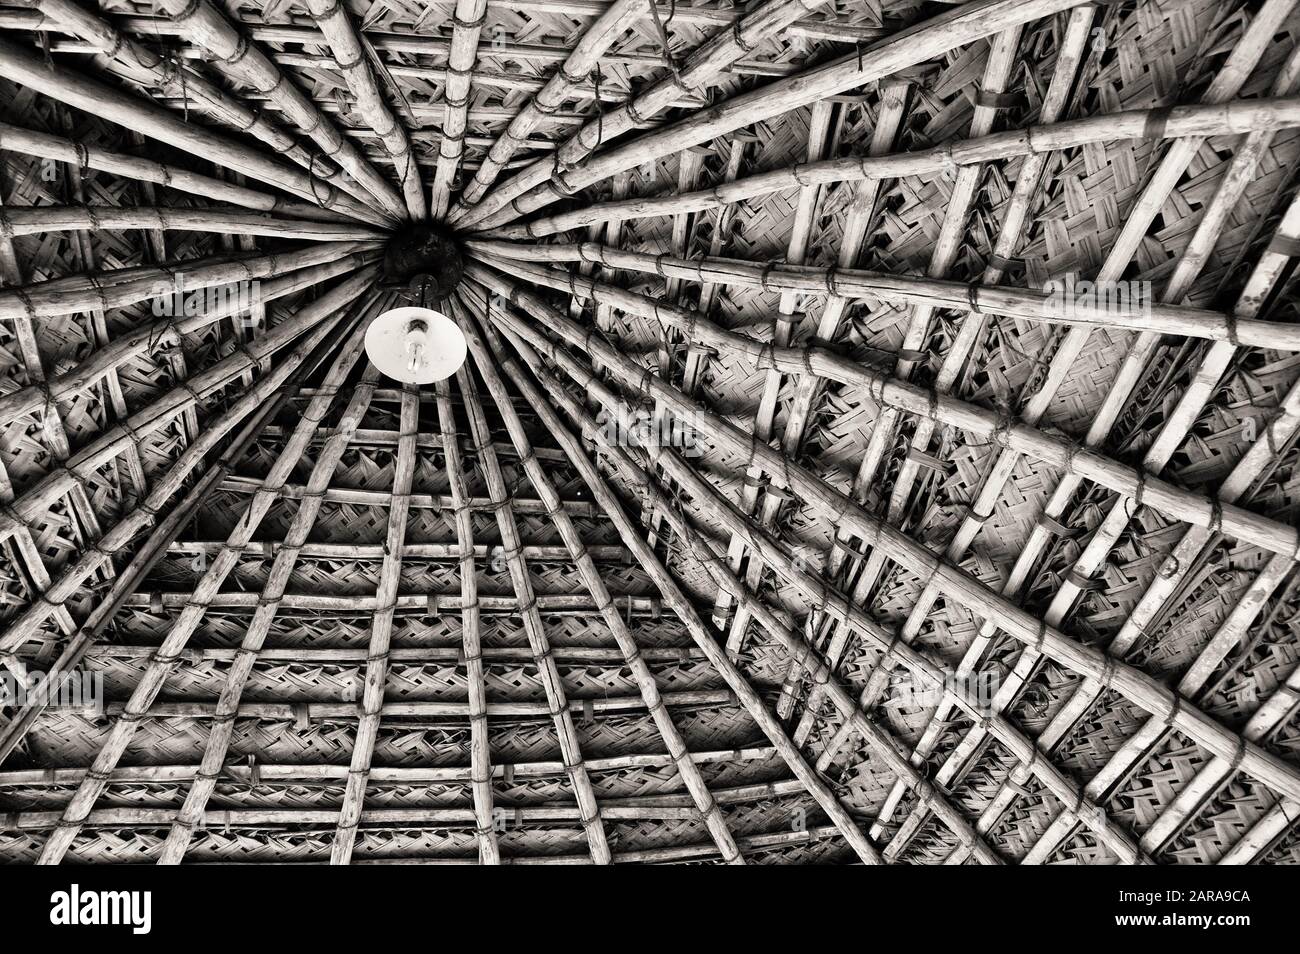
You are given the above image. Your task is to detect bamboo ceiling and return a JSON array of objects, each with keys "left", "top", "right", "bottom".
[{"left": 0, "top": 0, "right": 1296, "bottom": 866}]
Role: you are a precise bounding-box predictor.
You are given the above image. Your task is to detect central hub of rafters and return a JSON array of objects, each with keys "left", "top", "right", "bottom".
[{"left": 380, "top": 223, "right": 464, "bottom": 302}]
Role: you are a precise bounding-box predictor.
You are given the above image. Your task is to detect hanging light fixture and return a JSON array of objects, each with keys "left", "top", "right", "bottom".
[
  {"left": 364, "top": 304, "right": 466, "bottom": 385},
  {"left": 366, "top": 225, "right": 467, "bottom": 384}
]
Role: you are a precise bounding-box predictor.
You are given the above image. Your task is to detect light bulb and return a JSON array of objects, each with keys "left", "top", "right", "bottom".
[
  {"left": 365, "top": 306, "right": 466, "bottom": 384},
  {"left": 404, "top": 318, "right": 429, "bottom": 375}
]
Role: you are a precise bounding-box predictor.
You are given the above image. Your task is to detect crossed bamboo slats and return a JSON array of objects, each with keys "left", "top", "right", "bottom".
[
  {"left": 30, "top": 301, "right": 366, "bottom": 863},
  {"left": 472, "top": 276, "right": 1150, "bottom": 861},
  {"left": 469, "top": 259, "right": 1300, "bottom": 818},
  {"left": 156, "top": 326, "right": 384, "bottom": 864},
  {"left": 855, "top": 0, "right": 1300, "bottom": 856}
]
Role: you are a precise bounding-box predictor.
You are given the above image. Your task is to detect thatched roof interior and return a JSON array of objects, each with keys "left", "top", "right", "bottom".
[{"left": 0, "top": 0, "right": 1297, "bottom": 865}]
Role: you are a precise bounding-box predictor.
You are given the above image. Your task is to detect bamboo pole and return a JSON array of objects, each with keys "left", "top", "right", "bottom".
[
  {"left": 303, "top": 0, "right": 427, "bottom": 220},
  {"left": 453, "top": 354, "right": 613, "bottom": 863},
  {"left": 1219, "top": 793, "right": 1300, "bottom": 864},
  {"left": 995, "top": 200, "right": 1300, "bottom": 865},
  {"left": 15, "top": 775, "right": 798, "bottom": 813},
  {"left": 0, "top": 7, "right": 862, "bottom": 69},
  {"left": 765, "top": 82, "right": 911, "bottom": 721},
  {"left": 475, "top": 0, "right": 878, "bottom": 40},
  {"left": 119, "top": 592, "right": 668, "bottom": 613},
  {"left": 451, "top": 0, "right": 834, "bottom": 229},
  {"left": 911, "top": 0, "right": 1300, "bottom": 583},
  {"left": 433, "top": 372, "right": 502, "bottom": 864},
  {"left": 29, "top": 306, "right": 363, "bottom": 864},
  {"left": 0, "top": 267, "right": 379, "bottom": 550},
  {"left": 157, "top": 326, "right": 382, "bottom": 866},
  {"left": 267, "top": 54, "right": 703, "bottom": 108},
  {"left": 84, "top": 642, "right": 699, "bottom": 664},
  {"left": 42, "top": 827, "right": 844, "bottom": 866},
  {"left": 12, "top": 807, "right": 698, "bottom": 827},
  {"left": 0, "top": 240, "right": 371, "bottom": 320},
  {"left": 241, "top": 831, "right": 842, "bottom": 868},
  {"left": 677, "top": 142, "right": 745, "bottom": 393},
  {"left": 475, "top": 283, "right": 1145, "bottom": 864},
  {"left": 330, "top": 383, "right": 417, "bottom": 864},
  {"left": 643, "top": 147, "right": 709, "bottom": 555},
  {"left": 0, "top": 464, "right": 75, "bottom": 658},
  {"left": 473, "top": 307, "right": 883, "bottom": 865},
  {"left": 0, "top": 747, "right": 775, "bottom": 788},
  {"left": 11, "top": 772, "right": 823, "bottom": 828},
  {"left": 10, "top": 783, "right": 822, "bottom": 827},
  {"left": 0, "top": 146, "right": 102, "bottom": 600},
  {"left": 454, "top": 0, "right": 643, "bottom": 208},
  {"left": 23, "top": 0, "right": 386, "bottom": 219},
  {"left": 455, "top": 291, "right": 744, "bottom": 862},
  {"left": 507, "top": 346, "right": 1010, "bottom": 863},
  {"left": 0, "top": 35, "right": 388, "bottom": 225},
  {"left": 715, "top": 103, "right": 834, "bottom": 660},
  {"left": 0, "top": 169, "right": 100, "bottom": 650},
  {"left": 165, "top": 541, "right": 628, "bottom": 561},
  {"left": 457, "top": 0, "right": 1095, "bottom": 231},
  {"left": 787, "top": 14, "right": 1076, "bottom": 751},
  {"left": 233, "top": 427, "right": 572, "bottom": 459},
  {"left": 470, "top": 256, "right": 1300, "bottom": 561},
  {"left": 795, "top": 9, "right": 1095, "bottom": 741},
  {"left": 216, "top": 476, "right": 600, "bottom": 516},
  {"left": 466, "top": 263, "right": 1300, "bottom": 808},
  {"left": 25, "top": 18, "right": 802, "bottom": 85},
  {"left": 0, "top": 122, "right": 352, "bottom": 221},
  {"left": 0, "top": 401, "right": 288, "bottom": 763},
  {"left": 77, "top": 691, "right": 732, "bottom": 720},
  {"left": 0, "top": 206, "right": 385, "bottom": 240},
  {"left": 472, "top": 242, "right": 1300, "bottom": 350},
  {"left": 1099, "top": 559, "right": 1292, "bottom": 860},
  {"left": 479, "top": 95, "right": 1300, "bottom": 238},
  {"left": 80, "top": 828, "right": 844, "bottom": 864},
  {"left": 127, "top": 183, "right": 204, "bottom": 449},
  {"left": 0, "top": 291, "right": 369, "bottom": 661},
  {"left": 430, "top": 0, "right": 488, "bottom": 218}
]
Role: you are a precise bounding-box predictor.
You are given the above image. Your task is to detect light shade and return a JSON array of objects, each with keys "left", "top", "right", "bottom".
[{"left": 364, "top": 306, "right": 467, "bottom": 385}]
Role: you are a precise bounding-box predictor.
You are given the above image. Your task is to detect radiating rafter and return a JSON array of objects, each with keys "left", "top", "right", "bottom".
[
  {"left": 476, "top": 296, "right": 883, "bottom": 864},
  {"left": 26, "top": 301, "right": 364, "bottom": 863},
  {"left": 429, "top": 0, "right": 487, "bottom": 218},
  {"left": 472, "top": 276, "right": 1147, "bottom": 864},
  {"left": 433, "top": 373, "right": 502, "bottom": 864},
  {"left": 856, "top": 1, "right": 1300, "bottom": 855},
  {"left": 454, "top": 344, "right": 613, "bottom": 863},
  {"left": 331, "top": 380, "right": 418, "bottom": 864},
  {"left": 460, "top": 0, "right": 1098, "bottom": 232},
  {"left": 454, "top": 0, "right": 643, "bottom": 210}
]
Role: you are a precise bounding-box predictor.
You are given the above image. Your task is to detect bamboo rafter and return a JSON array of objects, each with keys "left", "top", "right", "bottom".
[{"left": 156, "top": 322, "right": 383, "bottom": 865}]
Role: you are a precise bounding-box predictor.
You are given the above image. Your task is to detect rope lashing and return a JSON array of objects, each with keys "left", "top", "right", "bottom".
[{"left": 646, "top": 0, "right": 683, "bottom": 85}]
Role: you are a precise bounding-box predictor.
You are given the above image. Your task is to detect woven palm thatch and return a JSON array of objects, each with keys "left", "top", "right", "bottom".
[{"left": 0, "top": 0, "right": 1295, "bottom": 867}]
